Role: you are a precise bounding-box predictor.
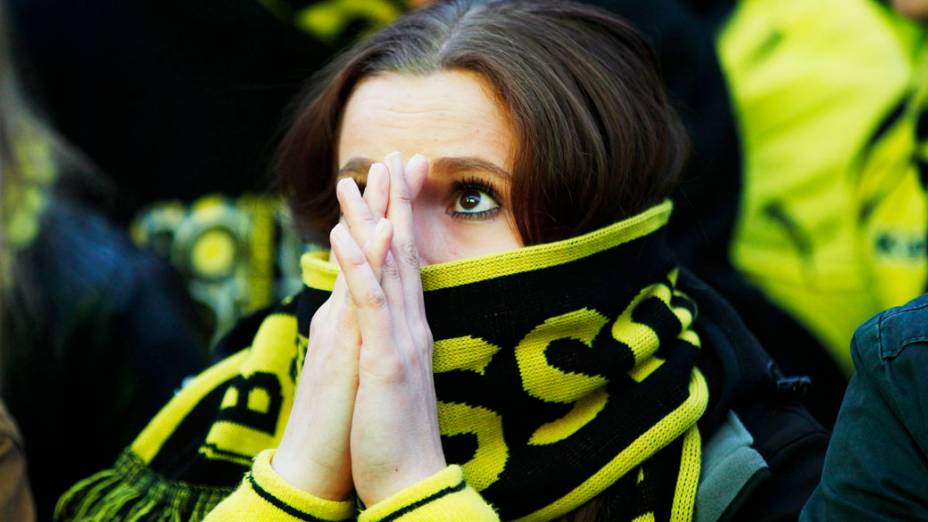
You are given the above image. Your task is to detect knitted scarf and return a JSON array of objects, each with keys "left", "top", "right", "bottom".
[{"left": 57, "top": 200, "right": 712, "bottom": 521}]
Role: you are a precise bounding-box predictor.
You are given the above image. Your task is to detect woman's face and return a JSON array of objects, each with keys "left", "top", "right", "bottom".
[{"left": 337, "top": 71, "right": 522, "bottom": 265}]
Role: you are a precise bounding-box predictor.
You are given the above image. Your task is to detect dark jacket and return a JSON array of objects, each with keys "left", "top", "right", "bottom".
[
  {"left": 683, "top": 272, "right": 828, "bottom": 521},
  {"left": 2, "top": 197, "right": 209, "bottom": 521},
  {"left": 802, "top": 294, "right": 928, "bottom": 519}
]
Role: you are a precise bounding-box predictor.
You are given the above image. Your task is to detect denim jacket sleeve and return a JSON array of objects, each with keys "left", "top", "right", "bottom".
[{"left": 801, "top": 295, "right": 928, "bottom": 520}]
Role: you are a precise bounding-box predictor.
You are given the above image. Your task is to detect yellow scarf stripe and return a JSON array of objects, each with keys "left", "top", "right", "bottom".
[
  {"left": 301, "top": 200, "right": 673, "bottom": 292},
  {"left": 670, "top": 427, "right": 702, "bottom": 522},
  {"left": 512, "top": 368, "right": 709, "bottom": 522},
  {"left": 131, "top": 348, "right": 251, "bottom": 462}
]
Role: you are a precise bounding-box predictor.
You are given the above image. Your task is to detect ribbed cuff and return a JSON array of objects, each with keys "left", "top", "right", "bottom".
[
  {"left": 359, "top": 465, "right": 497, "bottom": 522},
  {"left": 248, "top": 449, "right": 354, "bottom": 521}
]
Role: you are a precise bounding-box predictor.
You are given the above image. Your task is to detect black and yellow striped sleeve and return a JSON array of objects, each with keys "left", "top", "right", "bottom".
[
  {"left": 205, "top": 449, "right": 354, "bottom": 521},
  {"left": 358, "top": 465, "right": 498, "bottom": 522},
  {"left": 206, "top": 450, "right": 498, "bottom": 521}
]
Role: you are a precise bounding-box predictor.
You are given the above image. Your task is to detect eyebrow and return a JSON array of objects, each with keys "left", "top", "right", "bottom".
[
  {"left": 337, "top": 156, "right": 511, "bottom": 181},
  {"left": 433, "top": 156, "right": 511, "bottom": 181}
]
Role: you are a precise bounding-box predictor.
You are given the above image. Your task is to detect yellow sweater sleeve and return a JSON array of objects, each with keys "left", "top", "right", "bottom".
[
  {"left": 358, "top": 465, "right": 498, "bottom": 522},
  {"left": 204, "top": 449, "right": 354, "bottom": 521},
  {"left": 204, "top": 450, "right": 498, "bottom": 521}
]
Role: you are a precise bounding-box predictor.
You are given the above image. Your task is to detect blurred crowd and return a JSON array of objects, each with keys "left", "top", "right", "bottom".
[{"left": 1, "top": 0, "right": 927, "bottom": 519}]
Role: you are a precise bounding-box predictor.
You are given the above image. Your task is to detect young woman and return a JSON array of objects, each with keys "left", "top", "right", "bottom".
[{"left": 57, "top": 1, "right": 826, "bottom": 520}]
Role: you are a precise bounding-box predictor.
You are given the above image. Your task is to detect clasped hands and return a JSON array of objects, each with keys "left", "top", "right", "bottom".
[{"left": 273, "top": 152, "right": 446, "bottom": 507}]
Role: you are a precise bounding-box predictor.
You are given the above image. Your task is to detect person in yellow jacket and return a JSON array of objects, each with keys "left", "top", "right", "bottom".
[
  {"left": 718, "top": 0, "right": 928, "bottom": 374},
  {"left": 57, "top": 2, "right": 827, "bottom": 520}
]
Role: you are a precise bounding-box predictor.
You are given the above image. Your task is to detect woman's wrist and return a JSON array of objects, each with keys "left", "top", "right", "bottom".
[
  {"left": 357, "top": 452, "right": 447, "bottom": 506},
  {"left": 272, "top": 438, "right": 354, "bottom": 501}
]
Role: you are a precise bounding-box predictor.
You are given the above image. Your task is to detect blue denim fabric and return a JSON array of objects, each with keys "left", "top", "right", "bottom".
[{"left": 802, "top": 294, "right": 928, "bottom": 520}]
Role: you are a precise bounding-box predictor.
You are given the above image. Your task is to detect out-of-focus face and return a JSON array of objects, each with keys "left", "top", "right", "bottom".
[
  {"left": 893, "top": 0, "right": 928, "bottom": 21},
  {"left": 336, "top": 71, "right": 522, "bottom": 265}
]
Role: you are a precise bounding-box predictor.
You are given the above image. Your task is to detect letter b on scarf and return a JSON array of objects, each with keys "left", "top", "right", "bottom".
[{"left": 216, "top": 373, "right": 283, "bottom": 434}]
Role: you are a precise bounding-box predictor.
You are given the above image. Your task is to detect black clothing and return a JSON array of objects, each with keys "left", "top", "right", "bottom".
[{"left": 2, "top": 197, "right": 208, "bottom": 520}]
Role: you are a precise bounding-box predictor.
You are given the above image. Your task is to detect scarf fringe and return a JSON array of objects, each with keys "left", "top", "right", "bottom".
[{"left": 55, "top": 450, "right": 233, "bottom": 522}]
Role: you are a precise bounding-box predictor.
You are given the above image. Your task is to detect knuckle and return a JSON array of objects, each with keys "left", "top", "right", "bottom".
[
  {"left": 345, "top": 250, "right": 368, "bottom": 268},
  {"left": 396, "top": 188, "right": 413, "bottom": 203},
  {"left": 381, "top": 256, "right": 400, "bottom": 280},
  {"left": 359, "top": 208, "right": 376, "bottom": 224},
  {"left": 362, "top": 289, "right": 388, "bottom": 310},
  {"left": 398, "top": 240, "right": 419, "bottom": 267},
  {"left": 411, "top": 324, "right": 432, "bottom": 348},
  {"left": 362, "top": 350, "right": 407, "bottom": 384},
  {"left": 405, "top": 348, "right": 429, "bottom": 375}
]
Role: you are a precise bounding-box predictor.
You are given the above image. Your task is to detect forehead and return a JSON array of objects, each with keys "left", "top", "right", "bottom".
[{"left": 337, "top": 70, "right": 513, "bottom": 168}]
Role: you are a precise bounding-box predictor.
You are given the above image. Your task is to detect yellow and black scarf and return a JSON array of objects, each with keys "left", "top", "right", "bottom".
[{"left": 57, "top": 201, "right": 716, "bottom": 521}]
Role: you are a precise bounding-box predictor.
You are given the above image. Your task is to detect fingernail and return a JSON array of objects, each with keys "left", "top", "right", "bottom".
[
  {"left": 337, "top": 177, "right": 358, "bottom": 196},
  {"left": 386, "top": 151, "right": 404, "bottom": 169},
  {"left": 405, "top": 154, "right": 424, "bottom": 170}
]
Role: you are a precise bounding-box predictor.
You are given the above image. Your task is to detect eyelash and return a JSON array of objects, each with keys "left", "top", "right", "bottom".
[
  {"left": 448, "top": 177, "right": 502, "bottom": 221},
  {"left": 346, "top": 176, "right": 502, "bottom": 221}
]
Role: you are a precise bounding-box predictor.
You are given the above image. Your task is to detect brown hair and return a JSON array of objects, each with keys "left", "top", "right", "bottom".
[{"left": 275, "top": 0, "right": 688, "bottom": 245}]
